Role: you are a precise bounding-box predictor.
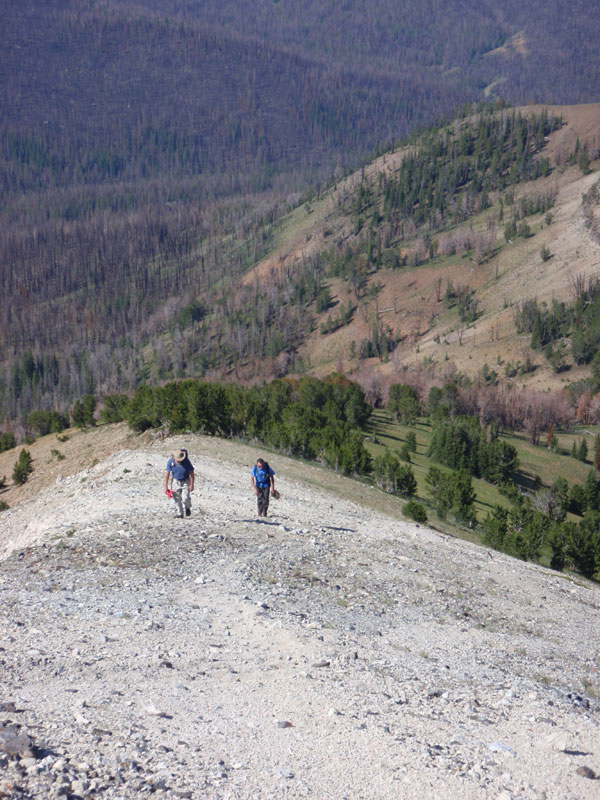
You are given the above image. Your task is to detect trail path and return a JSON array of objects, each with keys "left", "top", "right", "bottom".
[{"left": 1, "top": 432, "right": 599, "bottom": 799}]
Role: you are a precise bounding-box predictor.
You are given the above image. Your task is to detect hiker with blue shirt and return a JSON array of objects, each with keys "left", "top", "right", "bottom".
[
  {"left": 164, "top": 448, "right": 195, "bottom": 518},
  {"left": 251, "top": 457, "right": 275, "bottom": 518}
]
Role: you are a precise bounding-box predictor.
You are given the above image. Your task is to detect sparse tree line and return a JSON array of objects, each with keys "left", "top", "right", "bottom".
[
  {"left": 379, "top": 380, "right": 600, "bottom": 578},
  {"left": 514, "top": 277, "right": 600, "bottom": 376},
  {"left": 2, "top": 373, "right": 599, "bottom": 579},
  {"left": 583, "top": 177, "right": 600, "bottom": 247},
  {"left": 319, "top": 110, "right": 563, "bottom": 308},
  {"left": 379, "top": 110, "right": 559, "bottom": 234}
]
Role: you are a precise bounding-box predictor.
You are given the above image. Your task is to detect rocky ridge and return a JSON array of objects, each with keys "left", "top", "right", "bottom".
[{"left": 0, "top": 431, "right": 599, "bottom": 799}]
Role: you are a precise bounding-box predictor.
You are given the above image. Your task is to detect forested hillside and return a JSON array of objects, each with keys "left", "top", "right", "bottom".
[
  {"left": 1, "top": 0, "right": 600, "bottom": 426},
  {"left": 117, "top": 0, "right": 600, "bottom": 105}
]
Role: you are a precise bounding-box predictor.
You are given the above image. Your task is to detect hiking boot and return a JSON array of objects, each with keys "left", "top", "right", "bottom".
[
  {"left": 174, "top": 513, "right": 183, "bottom": 519},
  {"left": 185, "top": 507, "right": 191, "bottom": 517}
]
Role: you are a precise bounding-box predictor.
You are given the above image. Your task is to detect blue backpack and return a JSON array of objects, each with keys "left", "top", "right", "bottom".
[{"left": 254, "top": 462, "right": 272, "bottom": 488}]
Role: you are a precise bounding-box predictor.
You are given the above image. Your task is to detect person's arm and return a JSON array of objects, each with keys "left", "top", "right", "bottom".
[
  {"left": 164, "top": 469, "right": 171, "bottom": 493},
  {"left": 269, "top": 468, "right": 275, "bottom": 490},
  {"left": 251, "top": 469, "right": 258, "bottom": 495},
  {"left": 189, "top": 470, "right": 195, "bottom": 492}
]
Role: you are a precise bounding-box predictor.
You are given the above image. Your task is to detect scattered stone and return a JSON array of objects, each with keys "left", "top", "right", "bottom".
[
  {"left": 91, "top": 727, "right": 112, "bottom": 737},
  {"left": 487, "top": 743, "right": 516, "bottom": 757},
  {"left": 277, "top": 721, "right": 293, "bottom": 728},
  {"left": 0, "top": 724, "right": 33, "bottom": 757},
  {"left": 278, "top": 769, "right": 295, "bottom": 779},
  {"left": 576, "top": 766, "right": 597, "bottom": 780}
]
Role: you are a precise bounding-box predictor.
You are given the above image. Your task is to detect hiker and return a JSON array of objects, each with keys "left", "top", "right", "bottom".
[
  {"left": 251, "top": 457, "right": 275, "bottom": 517},
  {"left": 164, "top": 448, "right": 195, "bottom": 518}
]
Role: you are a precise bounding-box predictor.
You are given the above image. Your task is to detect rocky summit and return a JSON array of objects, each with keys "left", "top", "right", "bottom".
[{"left": 0, "top": 429, "right": 599, "bottom": 799}]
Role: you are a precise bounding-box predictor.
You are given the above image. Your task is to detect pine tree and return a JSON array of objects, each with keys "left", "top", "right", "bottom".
[{"left": 12, "top": 449, "right": 33, "bottom": 486}]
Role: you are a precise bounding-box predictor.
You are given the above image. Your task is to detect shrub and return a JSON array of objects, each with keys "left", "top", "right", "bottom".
[
  {"left": 71, "top": 395, "right": 97, "bottom": 428},
  {"left": 12, "top": 449, "right": 33, "bottom": 486},
  {"left": 387, "top": 384, "right": 421, "bottom": 424},
  {"left": 405, "top": 431, "right": 417, "bottom": 452},
  {"left": 403, "top": 500, "right": 427, "bottom": 523},
  {"left": 100, "top": 394, "right": 130, "bottom": 424},
  {"left": 0, "top": 500, "right": 9, "bottom": 512},
  {"left": 27, "top": 410, "right": 68, "bottom": 436},
  {"left": 0, "top": 432, "right": 16, "bottom": 453}
]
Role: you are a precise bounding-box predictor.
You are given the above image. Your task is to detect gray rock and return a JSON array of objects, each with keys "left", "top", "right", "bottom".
[
  {"left": 278, "top": 769, "right": 295, "bottom": 779},
  {"left": 487, "top": 742, "right": 516, "bottom": 757},
  {"left": 576, "top": 766, "right": 597, "bottom": 779},
  {"left": 0, "top": 724, "right": 33, "bottom": 757}
]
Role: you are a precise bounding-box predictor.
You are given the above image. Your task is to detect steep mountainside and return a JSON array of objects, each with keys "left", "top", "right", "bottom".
[
  {"left": 1, "top": 0, "right": 600, "bottom": 422},
  {"left": 247, "top": 104, "right": 600, "bottom": 395}
]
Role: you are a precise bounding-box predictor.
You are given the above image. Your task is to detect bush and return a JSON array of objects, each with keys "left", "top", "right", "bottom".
[
  {"left": 0, "top": 432, "right": 16, "bottom": 453},
  {"left": 388, "top": 384, "right": 421, "bottom": 424},
  {"left": 100, "top": 394, "right": 130, "bottom": 424},
  {"left": 71, "top": 395, "right": 97, "bottom": 428},
  {"left": 27, "top": 410, "right": 68, "bottom": 436},
  {"left": 12, "top": 449, "right": 33, "bottom": 486},
  {"left": 403, "top": 500, "right": 427, "bottom": 523},
  {"left": 0, "top": 500, "right": 9, "bottom": 512},
  {"left": 405, "top": 431, "right": 417, "bottom": 452}
]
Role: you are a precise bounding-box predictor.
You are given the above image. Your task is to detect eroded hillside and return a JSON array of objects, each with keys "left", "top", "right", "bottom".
[{"left": 244, "top": 104, "right": 600, "bottom": 393}]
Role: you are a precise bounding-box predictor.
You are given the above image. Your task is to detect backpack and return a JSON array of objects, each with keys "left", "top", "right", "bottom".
[
  {"left": 170, "top": 454, "right": 191, "bottom": 482},
  {"left": 254, "top": 462, "right": 272, "bottom": 487}
]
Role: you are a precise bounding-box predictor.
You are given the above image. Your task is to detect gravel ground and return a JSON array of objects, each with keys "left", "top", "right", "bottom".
[{"left": 1, "top": 433, "right": 599, "bottom": 799}]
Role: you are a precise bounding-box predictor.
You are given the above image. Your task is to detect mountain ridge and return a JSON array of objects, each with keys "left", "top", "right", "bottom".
[{"left": 0, "top": 423, "right": 598, "bottom": 798}]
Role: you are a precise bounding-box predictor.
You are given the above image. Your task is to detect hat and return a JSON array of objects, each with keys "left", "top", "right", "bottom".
[{"left": 172, "top": 449, "right": 186, "bottom": 462}]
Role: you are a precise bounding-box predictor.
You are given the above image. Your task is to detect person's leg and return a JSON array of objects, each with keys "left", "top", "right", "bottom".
[
  {"left": 263, "top": 487, "right": 270, "bottom": 516},
  {"left": 182, "top": 479, "right": 191, "bottom": 516},
  {"left": 257, "top": 487, "right": 267, "bottom": 516},
  {"left": 172, "top": 482, "right": 184, "bottom": 517}
]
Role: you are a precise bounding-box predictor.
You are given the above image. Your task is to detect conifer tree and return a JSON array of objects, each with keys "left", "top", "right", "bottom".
[{"left": 12, "top": 449, "right": 33, "bottom": 486}]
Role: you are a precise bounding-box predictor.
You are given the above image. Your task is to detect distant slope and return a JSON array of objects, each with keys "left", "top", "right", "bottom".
[
  {"left": 244, "top": 104, "right": 600, "bottom": 394},
  {"left": 117, "top": 0, "right": 600, "bottom": 105},
  {"left": 2, "top": 0, "right": 600, "bottom": 421}
]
